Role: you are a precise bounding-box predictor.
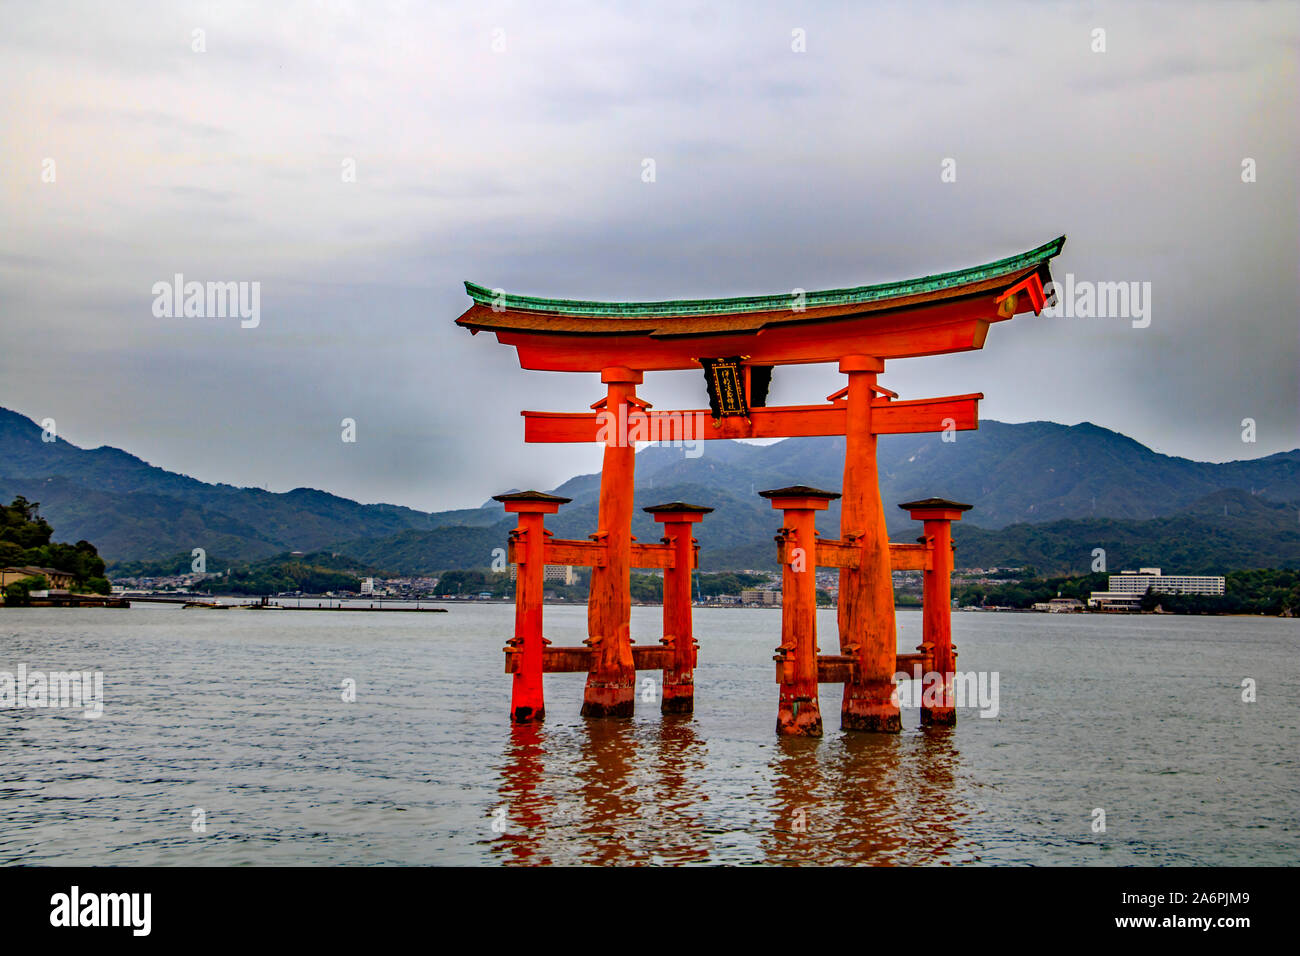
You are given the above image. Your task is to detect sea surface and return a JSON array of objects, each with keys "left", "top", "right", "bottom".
[{"left": 1, "top": 603, "right": 1296, "bottom": 865}]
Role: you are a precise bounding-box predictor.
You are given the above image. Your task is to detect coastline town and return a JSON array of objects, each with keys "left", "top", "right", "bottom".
[{"left": 62, "top": 563, "right": 1228, "bottom": 614}]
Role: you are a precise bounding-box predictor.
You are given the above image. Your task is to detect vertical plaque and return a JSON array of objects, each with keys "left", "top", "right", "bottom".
[{"left": 700, "top": 357, "right": 748, "bottom": 421}]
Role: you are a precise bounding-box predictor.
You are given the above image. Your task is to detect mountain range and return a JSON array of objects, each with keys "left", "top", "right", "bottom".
[{"left": 1, "top": 405, "right": 1297, "bottom": 576}]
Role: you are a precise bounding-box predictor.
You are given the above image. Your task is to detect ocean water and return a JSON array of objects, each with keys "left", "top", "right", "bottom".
[{"left": 1, "top": 603, "right": 1296, "bottom": 865}]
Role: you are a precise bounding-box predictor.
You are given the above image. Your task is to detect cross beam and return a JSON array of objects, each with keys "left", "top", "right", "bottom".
[
  {"left": 795, "top": 647, "right": 934, "bottom": 685},
  {"left": 522, "top": 393, "right": 982, "bottom": 443},
  {"left": 507, "top": 536, "right": 677, "bottom": 569},
  {"left": 505, "top": 644, "right": 674, "bottom": 674},
  {"left": 774, "top": 538, "right": 933, "bottom": 571}
]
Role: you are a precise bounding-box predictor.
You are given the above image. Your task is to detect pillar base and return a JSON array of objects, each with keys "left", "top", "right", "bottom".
[
  {"left": 510, "top": 704, "right": 545, "bottom": 724},
  {"left": 841, "top": 682, "right": 901, "bottom": 733},
  {"left": 920, "top": 707, "right": 956, "bottom": 727},
  {"left": 661, "top": 696, "right": 694, "bottom": 715},
  {"left": 580, "top": 678, "right": 635, "bottom": 718},
  {"left": 661, "top": 677, "right": 694, "bottom": 715},
  {"left": 776, "top": 698, "right": 823, "bottom": 737}
]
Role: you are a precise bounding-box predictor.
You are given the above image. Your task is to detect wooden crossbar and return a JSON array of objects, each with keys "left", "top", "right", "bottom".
[
  {"left": 508, "top": 538, "right": 677, "bottom": 569},
  {"left": 505, "top": 644, "right": 674, "bottom": 674},
  {"left": 773, "top": 538, "right": 933, "bottom": 571},
  {"left": 522, "top": 393, "right": 981, "bottom": 443},
  {"left": 777, "top": 651, "right": 934, "bottom": 684}
]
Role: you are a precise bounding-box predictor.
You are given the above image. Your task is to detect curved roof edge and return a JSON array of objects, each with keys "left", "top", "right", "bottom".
[{"left": 464, "top": 235, "right": 1065, "bottom": 318}]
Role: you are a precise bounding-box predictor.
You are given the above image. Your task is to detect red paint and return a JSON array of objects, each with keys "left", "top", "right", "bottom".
[
  {"left": 581, "top": 368, "right": 641, "bottom": 718},
  {"left": 901, "top": 500, "right": 972, "bottom": 726},
  {"left": 761, "top": 487, "right": 839, "bottom": 737},
  {"left": 838, "top": 358, "right": 902, "bottom": 733},
  {"left": 647, "top": 505, "right": 711, "bottom": 715},
  {"left": 461, "top": 251, "right": 1047, "bottom": 730},
  {"left": 495, "top": 492, "right": 569, "bottom": 724},
  {"left": 520, "top": 393, "right": 981, "bottom": 444}
]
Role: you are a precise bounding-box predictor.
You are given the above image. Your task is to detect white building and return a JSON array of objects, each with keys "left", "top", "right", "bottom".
[
  {"left": 1088, "top": 568, "right": 1226, "bottom": 610},
  {"left": 1106, "top": 569, "right": 1225, "bottom": 596}
]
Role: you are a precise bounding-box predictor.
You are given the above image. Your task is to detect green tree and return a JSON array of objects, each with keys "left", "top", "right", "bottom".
[{"left": 3, "top": 574, "right": 47, "bottom": 606}]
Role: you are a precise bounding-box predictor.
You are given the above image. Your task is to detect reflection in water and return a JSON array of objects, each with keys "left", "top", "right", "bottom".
[
  {"left": 645, "top": 717, "right": 712, "bottom": 864},
  {"left": 764, "top": 726, "right": 976, "bottom": 865},
  {"left": 493, "top": 723, "right": 555, "bottom": 865},
  {"left": 493, "top": 716, "right": 712, "bottom": 865},
  {"left": 572, "top": 719, "right": 641, "bottom": 865},
  {"left": 494, "top": 709, "right": 975, "bottom": 865},
  {"left": 765, "top": 736, "right": 826, "bottom": 863}
]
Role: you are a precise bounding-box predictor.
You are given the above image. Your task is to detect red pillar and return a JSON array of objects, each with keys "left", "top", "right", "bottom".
[
  {"left": 583, "top": 366, "right": 643, "bottom": 718},
  {"left": 761, "top": 485, "right": 839, "bottom": 737},
  {"left": 899, "top": 498, "right": 971, "bottom": 726},
  {"left": 494, "top": 490, "right": 571, "bottom": 723},
  {"left": 838, "top": 355, "right": 901, "bottom": 733},
  {"left": 645, "top": 502, "right": 713, "bottom": 715}
]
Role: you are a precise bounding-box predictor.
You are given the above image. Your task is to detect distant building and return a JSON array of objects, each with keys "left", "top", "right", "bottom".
[
  {"left": 1088, "top": 568, "right": 1226, "bottom": 610},
  {"left": 741, "top": 588, "right": 780, "bottom": 606},
  {"left": 508, "top": 564, "right": 575, "bottom": 585},
  {"left": 1032, "top": 597, "right": 1085, "bottom": 613},
  {"left": 360, "top": 577, "right": 375, "bottom": 594},
  {"left": 1106, "top": 568, "right": 1225, "bottom": 596},
  {"left": 1, "top": 566, "right": 76, "bottom": 590}
]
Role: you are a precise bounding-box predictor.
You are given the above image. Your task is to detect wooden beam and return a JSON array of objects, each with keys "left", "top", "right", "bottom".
[
  {"left": 776, "top": 538, "right": 860, "bottom": 569},
  {"left": 888, "top": 542, "right": 931, "bottom": 571},
  {"left": 870, "top": 393, "right": 981, "bottom": 434},
  {"left": 792, "top": 651, "right": 934, "bottom": 684},
  {"left": 630, "top": 542, "right": 675, "bottom": 569},
  {"left": 494, "top": 298, "right": 1009, "bottom": 372},
  {"left": 522, "top": 393, "right": 980, "bottom": 444},
  {"left": 774, "top": 538, "right": 932, "bottom": 571},
  {"left": 505, "top": 644, "right": 674, "bottom": 674},
  {"left": 509, "top": 538, "right": 606, "bottom": 568},
  {"left": 507, "top": 538, "right": 674, "bottom": 569}
]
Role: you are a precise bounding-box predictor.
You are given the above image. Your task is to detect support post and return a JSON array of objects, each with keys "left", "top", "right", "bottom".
[
  {"left": 760, "top": 485, "right": 839, "bottom": 737},
  {"left": 899, "top": 498, "right": 972, "bottom": 726},
  {"left": 494, "top": 491, "right": 572, "bottom": 723},
  {"left": 582, "top": 366, "right": 643, "bottom": 718},
  {"left": 645, "top": 502, "right": 713, "bottom": 715},
  {"left": 838, "top": 355, "right": 901, "bottom": 732}
]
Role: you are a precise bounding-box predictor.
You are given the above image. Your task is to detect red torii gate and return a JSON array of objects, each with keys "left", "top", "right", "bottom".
[{"left": 458, "top": 236, "right": 1065, "bottom": 734}]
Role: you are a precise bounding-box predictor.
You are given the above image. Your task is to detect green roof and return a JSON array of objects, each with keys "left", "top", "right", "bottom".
[{"left": 465, "top": 236, "right": 1065, "bottom": 318}]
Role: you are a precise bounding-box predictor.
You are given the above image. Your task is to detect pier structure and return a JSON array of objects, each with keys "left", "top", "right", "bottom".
[{"left": 459, "top": 236, "right": 1065, "bottom": 732}]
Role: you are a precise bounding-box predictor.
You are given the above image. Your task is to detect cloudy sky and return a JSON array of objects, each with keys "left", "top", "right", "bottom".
[{"left": 1, "top": 1, "right": 1296, "bottom": 512}]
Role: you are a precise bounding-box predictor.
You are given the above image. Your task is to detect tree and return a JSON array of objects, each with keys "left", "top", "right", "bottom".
[
  {"left": 3, "top": 574, "right": 47, "bottom": 606},
  {"left": 0, "top": 498, "right": 108, "bottom": 591},
  {"left": 438, "top": 569, "right": 489, "bottom": 595}
]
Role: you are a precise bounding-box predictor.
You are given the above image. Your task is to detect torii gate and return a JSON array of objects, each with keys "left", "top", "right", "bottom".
[{"left": 457, "top": 236, "right": 1065, "bottom": 734}]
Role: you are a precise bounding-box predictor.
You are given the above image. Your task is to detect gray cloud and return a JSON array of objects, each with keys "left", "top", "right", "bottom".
[{"left": 0, "top": 0, "right": 1295, "bottom": 513}]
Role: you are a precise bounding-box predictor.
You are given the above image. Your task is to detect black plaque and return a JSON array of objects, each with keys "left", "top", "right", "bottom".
[{"left": 700, "top": 357, "right": 748, "bottom": 421}]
